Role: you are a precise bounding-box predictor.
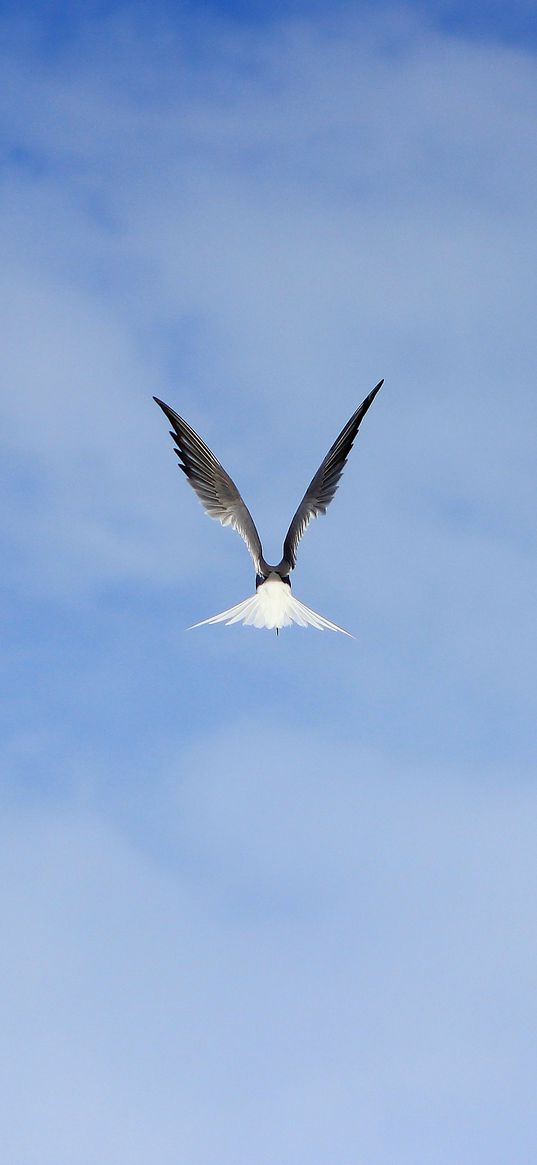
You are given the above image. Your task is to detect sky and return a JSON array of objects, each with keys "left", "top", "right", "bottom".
[{"left": 1, "top": 1, "right": 536, "bottom": 1162}]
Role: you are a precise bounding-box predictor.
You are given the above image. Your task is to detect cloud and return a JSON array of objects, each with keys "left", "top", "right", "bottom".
[
  {"left": 0, "top": 6, "right": 534, "bottom": 758},
  {"left": 1, "top": 728, "right": 536, "bottom": 1164},
  {"left": 1, "top": 8, "right": 535, "bottom": 597},
  {"left": 1, "top": 8, "right": 536, "bottom": 1161}
]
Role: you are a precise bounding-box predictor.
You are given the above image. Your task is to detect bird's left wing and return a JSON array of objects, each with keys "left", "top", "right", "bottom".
[
  {"left": 154, "top": 397, "right": 264, "bottom": 573},
  {"left": 282, "top": 380, "right": 383, "bottom": 570}
]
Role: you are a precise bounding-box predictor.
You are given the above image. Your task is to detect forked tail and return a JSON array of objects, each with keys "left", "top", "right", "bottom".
[{"left": 189, "top": 577, "right": 352, "bottom": 636}]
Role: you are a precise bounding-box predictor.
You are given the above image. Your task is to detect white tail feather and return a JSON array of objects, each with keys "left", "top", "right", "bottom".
[{"left": 189, "top": 573, "right": 352, "bottom": 636}]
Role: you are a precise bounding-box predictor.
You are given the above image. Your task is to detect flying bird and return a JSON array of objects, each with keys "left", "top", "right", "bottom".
[{"left": 154, "top": 380, "right": 383, "bottom": 635}]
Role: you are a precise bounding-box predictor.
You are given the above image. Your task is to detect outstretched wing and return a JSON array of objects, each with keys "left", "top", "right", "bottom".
[
  {"left": 282, "top": 380, "right": 383, "bottom": 570},
  {"left": 154, "top": 397, "right": 264, "bottom": 573}
]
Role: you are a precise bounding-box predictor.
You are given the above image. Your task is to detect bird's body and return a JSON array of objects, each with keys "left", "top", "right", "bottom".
[{"left": 154, "top": 380, "right": 383, "bottom": 634}]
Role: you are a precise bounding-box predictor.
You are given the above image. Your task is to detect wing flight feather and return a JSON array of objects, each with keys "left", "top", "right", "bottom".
[
  {"left": 282, "top": 380, "right": 383, "bottom": 570},
  {"left": 154, "top": 397, "right": 264, "bottom": 572}
]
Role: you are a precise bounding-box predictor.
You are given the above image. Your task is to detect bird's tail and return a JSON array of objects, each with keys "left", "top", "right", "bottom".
[{"left": 189, "top": 579, "right": 352, "bottom": 636}]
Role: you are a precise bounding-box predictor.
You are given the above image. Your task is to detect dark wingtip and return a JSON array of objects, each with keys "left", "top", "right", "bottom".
[
  {"left": 154, "top": 397, "right": 178, "bottom": 429},
  {"left": 362, "top": 379, "right": 384, "bottom": 411}
]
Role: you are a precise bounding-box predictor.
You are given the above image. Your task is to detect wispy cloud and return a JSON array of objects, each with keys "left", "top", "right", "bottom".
[
  {"left": 1, "top": 6, "right": 536, "bottom": 1161},
  {"left": 2, "top": 10, "right": 535, "bottom": 589},
  {"left": 1, "top": 730, "right": 536, "bottom": 1163}
]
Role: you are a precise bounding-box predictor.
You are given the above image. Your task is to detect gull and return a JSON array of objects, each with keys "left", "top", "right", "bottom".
[{"left": 154, "top": 380, "right": 383, "bottom": 635}]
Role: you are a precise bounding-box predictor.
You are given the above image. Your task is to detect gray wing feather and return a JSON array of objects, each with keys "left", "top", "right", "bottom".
[
  {"left": 283, "top": 380, "right": 383, "bottom": 570},
  {"left": 154, "top": 398, "right": 264, "bottom": 572}
]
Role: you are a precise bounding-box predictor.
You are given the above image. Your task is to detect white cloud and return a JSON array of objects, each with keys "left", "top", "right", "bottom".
[
  {"left": 1, "top": 12, "right": 536, "bottom": 1159},
  {"left": 1, "top": 9, "right": 535, "bottom": 603},
  {"left": 1, "top": 729, "right": 536, "bottom": 1164}
]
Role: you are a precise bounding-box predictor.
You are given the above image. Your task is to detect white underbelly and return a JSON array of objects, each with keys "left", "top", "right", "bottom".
[{"left": 252, "top": 573, "right": 295, "bottom": 629}]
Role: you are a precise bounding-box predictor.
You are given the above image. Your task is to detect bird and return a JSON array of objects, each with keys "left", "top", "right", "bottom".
[{"left": 154, "top": 379, "right": 383, "bottom": 635}]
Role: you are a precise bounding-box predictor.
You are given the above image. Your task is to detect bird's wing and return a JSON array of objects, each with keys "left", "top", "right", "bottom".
[
  {"left": 282, "top": 380, "right": 383, "bottom": 570},
  {"left": 154, "top": 397, "right": 264, "bottom": 573}
]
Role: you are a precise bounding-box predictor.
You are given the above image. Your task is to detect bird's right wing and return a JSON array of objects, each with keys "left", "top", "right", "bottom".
[
  {"left": 154, "top": 398, "right": 264, "bottom": 573},
  {"left": 282, "top": 380, "right": 383, "bottom": 570}
]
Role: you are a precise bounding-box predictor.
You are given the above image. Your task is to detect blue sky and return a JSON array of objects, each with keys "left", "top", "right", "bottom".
[{"left": 1, "top": 2, "right": 536, "bottom": 1162}]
